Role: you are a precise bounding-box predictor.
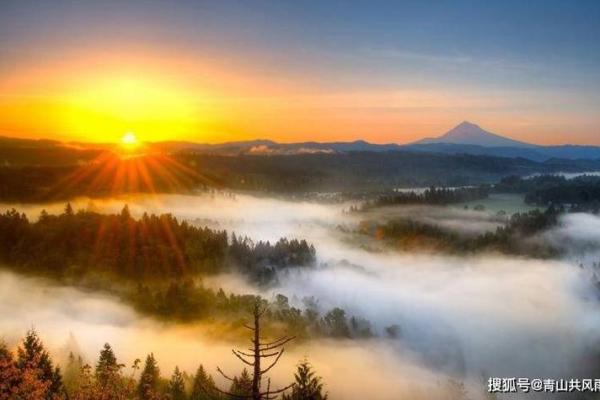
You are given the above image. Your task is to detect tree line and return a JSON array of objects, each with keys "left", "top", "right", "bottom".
[
  {"left": 4, "top": 145, "right": 594, "bottom": 201},
  {"left": 0, "top": 325, "right": 327, "bottom": 400},
  {"left": 366, "top": 207, "right": 561, "bottom": 257},
  {"left": 0, "top": 206, "right": 376, "bottom": 340},
  {"left": 0, "top": 205, "right": 315, "bottom": 283},
  {"left": 495, "top": 174, "right": 600, "bottom": 212},
  {"left": 131, "top": 284, "right": 375, "bottom": 340},
  {"left": 353, "top": 186, "right": 490, "bottom": 211}
]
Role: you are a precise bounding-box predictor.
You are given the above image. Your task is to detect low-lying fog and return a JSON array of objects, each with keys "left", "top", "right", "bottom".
[{"left": 2, "top": 193, "right": 600, "bottom": 399}]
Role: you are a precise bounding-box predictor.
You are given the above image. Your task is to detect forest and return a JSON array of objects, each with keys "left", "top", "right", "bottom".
[
  {"left": 491, "top": 174, "right": 600, "bottom": 211},
  {"left": 363, "top": 207, "right": 561, "bottom": 257},
  {"left": 0, "top": 205, "right": 377, "bottom": 341},
  {"left": 0, "top": 302, "right": 330, "bottom": 400},
  {"left": 0, "top": 205, "right": 315, "bottom": 282},
  {"left": 524, "top": 181, "right": 600, "bottom": 212},
  {"left": 2, "top": 136, "right": 600, "bottom": 202},
  {"left": 354, "top": 186, "right": 490, "bottom": 211}
]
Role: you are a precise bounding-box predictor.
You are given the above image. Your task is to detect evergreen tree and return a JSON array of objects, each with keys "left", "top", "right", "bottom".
[
  {"left": 282, "top": 360, "right": 327, "bottom": 400},
  {"left": 95, "top": 343, "right": 119, "bottom": 386},
  {"left": 228, "top": 368, "right": 252, "bottom": 397},
  {"left": 322, "top": 308, "right": 350, "bottom": 337},
  {"left": 0, "top": 341, "right": 20, "bottom": 400},
  {"left": 64, "top": 203, "right": 74, "bottom": 216},
  {"left": 138, "top": 353, "right": 160, "bottom": 400},
  {"left": 190, "top": 364, "right": 218, "bottom": 400},
  {"left": 39, "top": 209, "right": 50, "bottom": 222},
  {"left": 120, "top": 204, "right": 131, "bottom": 220},
  {"left": 16, "top": 329, "right": 64, "bottom": 399},
  {"left": 168, "top": 366, "right": 187, "bottom": 400}
]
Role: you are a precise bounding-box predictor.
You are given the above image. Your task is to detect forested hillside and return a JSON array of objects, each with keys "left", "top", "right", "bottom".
[
  {"left": 1, "top": 138, "right": 600, "bottom": 202},
  {"left": 0, "top": 205, "right": 315, "bottom": 282}
]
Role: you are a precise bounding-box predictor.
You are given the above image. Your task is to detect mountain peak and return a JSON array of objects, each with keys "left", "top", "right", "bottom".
[
  {"left": 415, "top": 121, "right": 535, "bottom": 148},
  {"left": 457, "top": 120, "right": 479, "bottom": 128}
]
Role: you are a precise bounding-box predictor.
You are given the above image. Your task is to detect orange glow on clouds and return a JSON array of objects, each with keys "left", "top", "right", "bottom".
[
  {"left": 0, "top": 49, "right": 285, "bottom": 144},
  {"left": 0, "top": 48, "right": 596, "bottom": 145},
  {"left": 65, "top": 76, "right": 199, "bottom": 142}
]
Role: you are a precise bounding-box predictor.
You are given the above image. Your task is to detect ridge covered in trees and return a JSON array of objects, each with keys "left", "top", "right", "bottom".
[
  {"left": 2, "top": 142, "right": 600, "bottom": 202},
  {"left": 363, "top": 207, "right": 561, "bottom": 257},
  {"left": 0, "top": 206, "right": 377, "bottom": 340},
  {"left": 0, "top": 204, "right": 315, "bottom": 283},
  {"left": 495, "top": 174, "right": 600, "bottom": 211},
  {"left": 354, "top": 186, "right": 490, "bottom": 211}
]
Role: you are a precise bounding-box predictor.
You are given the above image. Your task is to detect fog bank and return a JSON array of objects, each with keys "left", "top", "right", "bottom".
[{"left": 2, "top": 193, "right": 600, "bottom": 399}]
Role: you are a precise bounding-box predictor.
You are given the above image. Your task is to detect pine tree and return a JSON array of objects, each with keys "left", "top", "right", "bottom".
[
  {"left": 120, "top": 204, "right": 131, "bottom": 220},
  {"left": 138, "top": 353, "right": 160, "bottom": 400},
  {"left": 228, "top": 368, "right": 252, "bottom": 397},
  {"left": 16, "top": 329, "right": 65, "bottom": 399},
  {"left": 190, "top": 364, "right": 218, "bottom": 400},
  {"left": 168, "top": 366, "right": 187, "bottom": 400},
  {"left": 282, "top": 360, "right": 327, "bottom": 400},
  {"left": 64, "top": 203, "right": 74, "bottom": 216},
  {"left": 95, "top": 343, "right": 119, "bottom": 386},
  {"left": 0, "top": 341, "right": 20, "bottom": 400},
  {"left": 39, "top": 209, "right": 50, "bottom": 222},
  {"left": 322, "top": 308, "right": 350, "bottom": 338},
  {"left": 94, "top": 342, "right": 131, "bottom": 399}
]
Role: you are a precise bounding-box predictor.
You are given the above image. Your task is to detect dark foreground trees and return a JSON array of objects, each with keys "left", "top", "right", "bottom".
[
  {"left": 0, "top": 325, "right": 328, "bottom": 400},
  {"left": 0, "top": 330, "right": 65, "bottom": 400},
  {"left": 282, "top": 361, "right": 328, "bottom": 400},
  {"left": 214, "top": 300, "right": 295, "bottom": 399}
]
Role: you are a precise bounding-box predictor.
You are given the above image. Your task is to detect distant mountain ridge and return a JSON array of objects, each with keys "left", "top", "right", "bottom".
[
  {"left": 156, "top": 121, "right": 600, "bottom": 161},
  {"left": 2, "top": 121, "right": 600, "bottom": 162}
]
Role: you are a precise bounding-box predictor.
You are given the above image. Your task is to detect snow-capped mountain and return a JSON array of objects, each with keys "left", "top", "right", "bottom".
[{"left": 413, "top": 121, "right": 535, "bottom": 148}]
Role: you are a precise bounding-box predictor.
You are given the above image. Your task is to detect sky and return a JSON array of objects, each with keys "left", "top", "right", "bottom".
[{"left": 0, "top": 0, "right": 599, "bottom": 145}]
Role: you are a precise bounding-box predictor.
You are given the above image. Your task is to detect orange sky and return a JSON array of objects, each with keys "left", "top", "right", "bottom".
[
  {"left": 2, "top": 49, "right": 595, "bottom": 146},
  {"left": 1, "top": 0, "right": 599, "bottom": 146}
]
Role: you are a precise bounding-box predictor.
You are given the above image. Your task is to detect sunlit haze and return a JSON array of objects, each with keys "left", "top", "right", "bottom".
[
  {"left": 1, "top": 1, "right": 599, "bottom": 144},
  {"left": 121, "top": 132, "right": 139, "bottom": 147}
]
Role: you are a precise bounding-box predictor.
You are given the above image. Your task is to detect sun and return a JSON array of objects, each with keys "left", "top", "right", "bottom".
[{"left": 121, "top": 132, "right": 139, "bottom": 147}]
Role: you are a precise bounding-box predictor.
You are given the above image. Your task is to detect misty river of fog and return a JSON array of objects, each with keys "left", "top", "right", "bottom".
[{"left": 2, "top": 192, "right": 600, "bottom": 399}]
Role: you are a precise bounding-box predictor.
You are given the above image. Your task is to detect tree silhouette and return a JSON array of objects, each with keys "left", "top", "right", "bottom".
[
  {"left": 16, "top": 329, "right": 65, "bottom": 399},
  {"left": 191, "top": 364, "right": 219, "bottom": 400},
  {"left": 282, "top": 360, "right": 327, "bottom": 400},
  {"left": 95, "top": 343, "right": 120, "bottom": 385},
  {"left": 214, "top": 300, "right": 295, "bottom": 399},
  {"left": 169, "top": 366, "right": 187, "bottom": 400},
  {"left": 228, "top": 368, "right": 252, "bottom": 397},
  {"left": 138, "top": 353, "right": 160, "bottom": 400},
  {"left": 0, "top": 341, "right": 20, "bottom": 399}
]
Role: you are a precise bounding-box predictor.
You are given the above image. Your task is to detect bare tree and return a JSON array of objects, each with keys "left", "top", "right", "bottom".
[{"left": 215, "top": 300, "right": 295, "bottom": 400}]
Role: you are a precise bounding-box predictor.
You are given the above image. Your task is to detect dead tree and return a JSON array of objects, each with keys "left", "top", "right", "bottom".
[{"left": 215, "top": 299, "right": 295, "bottom": 400}]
